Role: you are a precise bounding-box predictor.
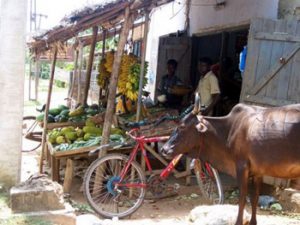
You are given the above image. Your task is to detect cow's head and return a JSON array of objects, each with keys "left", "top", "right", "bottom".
[{"left": 161, "top": 113, "right": 208, "bottom": 158}]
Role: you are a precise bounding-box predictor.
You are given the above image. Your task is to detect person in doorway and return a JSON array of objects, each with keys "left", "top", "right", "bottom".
[
  {"left": 195, "top": 57, "right": 221, "bottom": 116},
  {"left": 157, "top": 59, "right": 183, "bottom": 108}
]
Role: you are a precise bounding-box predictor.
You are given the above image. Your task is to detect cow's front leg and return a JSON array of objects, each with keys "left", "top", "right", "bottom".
[
  {"left": 235, "top": 161, "right": 249, "bottom": 225},
  {"left": 249, "top": 176, "right": 262, "bottom": 225}
]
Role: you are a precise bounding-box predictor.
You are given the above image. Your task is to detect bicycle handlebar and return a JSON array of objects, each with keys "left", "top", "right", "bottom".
[{"left": 126, "top": 128, "right": 140, "bottom": 140}]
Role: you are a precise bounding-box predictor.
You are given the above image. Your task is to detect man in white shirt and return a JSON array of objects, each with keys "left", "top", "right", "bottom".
[{"left": 195, "top": 57, "right": 220, "bottom": 116}]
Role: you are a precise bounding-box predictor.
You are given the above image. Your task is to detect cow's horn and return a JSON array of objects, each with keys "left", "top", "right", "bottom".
[
  {"left": 192, "top": 93, "right": 201, "bottom": 114},
  {"left": 196, "top": 115, "right": 203, "bottom": 122},
  {"left": 196, "top": 122, "right": 207, "bottom": 133}
]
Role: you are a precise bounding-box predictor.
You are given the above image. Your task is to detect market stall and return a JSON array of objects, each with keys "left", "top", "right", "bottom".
[{"left": 28, "top": 0, "right": 193, "bottom": 189}]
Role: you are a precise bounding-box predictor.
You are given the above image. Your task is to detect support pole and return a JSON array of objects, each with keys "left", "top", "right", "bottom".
[
  {"left": 78, "top": 44, "right": 84, "bottom": 104},
  {"left": 68, "top": 49, "right": 79, "bottom": 107},
  {"left": 136, "top": 12, "right": 149, "bottom": 121},
  {"left": 98, "top": 29, "right": 107, "bottom": 105},
  {"left": 99, "top": 7, "right": 134, "bottom": 157},
  {"left": 28, "top": 58, "right": 32, "bottom": 100},
  {"left": 39, "top": 46, "right": 58, "bottom": 173},
  {"left": 34, "top": 58, "right": 40, "bottom": 101},
  {"left": 83, "top": 26, "right": 98, "bottom": 105}
]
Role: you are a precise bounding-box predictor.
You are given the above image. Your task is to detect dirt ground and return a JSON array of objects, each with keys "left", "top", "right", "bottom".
[{"left": 20, "top": 151, "right": 300, "bottom": 225}]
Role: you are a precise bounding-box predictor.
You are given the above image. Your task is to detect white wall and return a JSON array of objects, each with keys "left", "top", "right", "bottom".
[
  {"left": 0, "top": 0, "right": 27, "bottom": 187},
  {"left": 279, "top": 0, "right": 300, "bottom": 19},
  {"left": 145, "top": 0, "right": 186, "bottom": 98},
  {"left": 190, "top": 0, "right": 279, "bottom": 34}
]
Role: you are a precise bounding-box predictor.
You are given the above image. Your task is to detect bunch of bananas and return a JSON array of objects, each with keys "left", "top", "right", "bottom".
[
  {"left": 125, "top": 62, "right": 148, "bottom": 101},
  {"left": 104, "top": 51, "right": 115, "bottom": 73},
  {"left": 97, "top": 50, "right": 148, "bottom": 101},
  {"left": 97, "top": 58, "right": 110, "bottom": 88},
  {"left": 118, "top": 54, "right": 138, "bottom": 98}
]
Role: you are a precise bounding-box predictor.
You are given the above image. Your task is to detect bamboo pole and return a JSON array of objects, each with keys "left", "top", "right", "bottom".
[
  {"left": 99, "top": 7, "right": 134, "bottom": 157},
  {"left": 39, "top": 46, "right": 58, "bottom": 173},
  {"left": 34, "top": 58, "right": 40, "bottom": 101},
  {"left": 78, "top": 44, "right": 84, "bottom": 104},
  {"left": 98, "top": 29, "right": 107, "bottom": 105},
  {"left": 136, "top": 12, "right": 149, "bottom": 121},
  {"left": 83, "top": 26, "right": 98, "bottom": 105},
  {"left": 68, "top": 49, "right": 79, "bottom": 107},
  {"left": 29, "top": 58, "right": 32, "bottom": 100}
]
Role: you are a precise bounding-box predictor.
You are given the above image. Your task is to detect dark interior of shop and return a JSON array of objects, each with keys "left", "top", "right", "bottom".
[{"left": 190, "top": 28, "right": 249, "bottom": 115}]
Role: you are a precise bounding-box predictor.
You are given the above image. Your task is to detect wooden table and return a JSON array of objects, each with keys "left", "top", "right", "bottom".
[
  {"left": 47, "top": 142, "right": 132, "bottom": 193},
  {"left": 47, "top": 138, "right": 191, "bottom": 193}
]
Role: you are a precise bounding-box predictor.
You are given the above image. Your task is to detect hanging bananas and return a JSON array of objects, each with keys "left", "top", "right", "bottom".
[
  {"left": 97, "top": 50, "right": 148, "bottom": 101},
  {"left": 97, "top": 58, "right": 110, "bottom": 88},
  {"left": 104, "top": 51, "right": 115, "bottom": 73}
]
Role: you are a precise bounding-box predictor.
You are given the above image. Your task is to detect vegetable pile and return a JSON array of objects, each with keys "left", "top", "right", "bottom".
[
  {"left": 36, "top": 104, "right": 101, "bottom": 123},
  {"left": 47, "top": 118, "right": 124, "bottom": 151}
]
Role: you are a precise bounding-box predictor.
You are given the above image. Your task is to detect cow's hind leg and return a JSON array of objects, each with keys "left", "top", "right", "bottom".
[
  {"left": 235, "top": 161, "right": 250, "bottom": 225},
  {"left": 249, "top": 176, "right": 262, "bottom": 225}
]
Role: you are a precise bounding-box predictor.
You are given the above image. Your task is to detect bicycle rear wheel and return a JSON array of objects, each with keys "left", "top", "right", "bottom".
[
  {"left": 83, "top": 153, "right": 146, "bottom": 218},
  {"left": 194, "top": 159, "right": 224, "bottom": 204},
  {"left": 22, "top": 116, "right": 42, "bottom": 152}
]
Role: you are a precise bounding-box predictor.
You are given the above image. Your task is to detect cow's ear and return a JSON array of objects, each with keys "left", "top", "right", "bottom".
[{"left": 196, "top": 122, "right": 207, "bottom": 133}]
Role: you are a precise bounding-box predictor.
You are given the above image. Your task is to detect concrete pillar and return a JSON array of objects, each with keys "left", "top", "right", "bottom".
[{"left": 0, "top": 0, "right": 27, "bottom": 187}]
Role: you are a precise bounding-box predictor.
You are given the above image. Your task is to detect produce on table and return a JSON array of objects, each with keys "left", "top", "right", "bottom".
[
  {"left": 48, "top": 118, "right": 125, "bottom": 151},
  {"left": 56, "top": 134, "right": 125, "bottom": 151},
  {"left": 69, "top": 105, "right": 84, "bottom": 117},
  {"left": 36, "top": 104, "right": 102, "bottom": 123}
]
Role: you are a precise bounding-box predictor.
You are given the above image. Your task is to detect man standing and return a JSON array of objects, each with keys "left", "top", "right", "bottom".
[
  {"left": 157, "top": 59, "right": 183, "bottom": 108},
  {"left": 195, "top": 57, "right": 220, "bottom": 116}
]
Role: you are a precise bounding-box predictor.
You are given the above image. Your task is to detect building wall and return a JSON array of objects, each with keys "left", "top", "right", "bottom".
[
  {"left": 279, "top": 0, "right": 300, "bottom": 19},
  {"left": 189, "top": 0, "right": 279, "bottom": 34},
  {"left": 0, "top": 0, "right": 27, "bottom": 187},
  {"left": 145, "top": 0, "right": 186, "bottom": 99}
]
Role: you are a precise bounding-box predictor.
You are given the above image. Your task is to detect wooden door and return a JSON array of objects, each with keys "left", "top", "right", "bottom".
[
  {"left": 154, "top": 36, "right": 192, "bottom": 100},
  {"left": 240, "top": 18, "right": 300, "bottom": 106}
]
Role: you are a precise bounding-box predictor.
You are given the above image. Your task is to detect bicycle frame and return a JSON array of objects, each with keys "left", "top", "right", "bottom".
[{"left": 116, "top": 135, "right": 183, "bottom": 189}]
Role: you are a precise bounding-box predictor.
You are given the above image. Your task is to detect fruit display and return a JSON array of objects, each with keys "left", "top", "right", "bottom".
[
  {"left": 36, "top": 104, "right": 101, "bottom": 124},
  {"left": 125, "top": 61, "right": 148, "bottom": 101},
  {"left": 97, "top": 51, "right": 148, "bottom": 101},
  {"left": 97, "top": 58, "right": 110, "bottom": 88},
  {"left": 47, "top": 118, "right": 125, "bottom": 151},
  {"left": 104, "top": 51, "right": 114, "bottom": 73}
]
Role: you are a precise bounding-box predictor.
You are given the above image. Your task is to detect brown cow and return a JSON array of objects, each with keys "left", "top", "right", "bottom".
[{"left": 161, "top": 103, "right": 300, "bottom": 225}]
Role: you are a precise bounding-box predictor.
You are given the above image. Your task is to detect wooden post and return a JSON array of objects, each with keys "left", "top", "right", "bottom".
[
  {"left": 78, "top": 44, "right": 84, "bottom": 104},
  {"left": 136, "top": 12, "right": 149, "bottom": 121},
  {"left": 39, "top": 46, "right": 58, "bottom": 173},
  {"left": 68, "top": 49, "right": 79, "bottom": 107},
  {"left": 99, "top": 7, "right": 134, "bottom": 157},
  {"left": 28, "top": 58, "right": 32, "bottom": 100},
  {"left": 63, "top": 159, "right": 74, "bottom": 193},
  {"left": 98, "top": 29, "right": 107, "bottom": 105},
  {"left": 83, "top": 26, "right": 98, "bottom": 105},
  {"left": 219, "top": 31, "right": 229, "bottom": 81},
  {"left": 34, "top": 58, "right": 40, "bottom": 101}
]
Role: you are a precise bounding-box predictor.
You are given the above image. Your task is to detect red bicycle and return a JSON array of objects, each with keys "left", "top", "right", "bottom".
[{"left": 83, "top": 128, "right": 223, "bottom": 218}]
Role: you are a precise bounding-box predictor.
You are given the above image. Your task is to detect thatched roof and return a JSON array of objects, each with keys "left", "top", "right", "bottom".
[{"left": 29, "top": 0, "right": 174, "bottom": 54}]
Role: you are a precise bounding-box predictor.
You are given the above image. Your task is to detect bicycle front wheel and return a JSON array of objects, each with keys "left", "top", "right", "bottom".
[
  {"left": 22, "top": 116, "right": 42, "bottom": 152},
  {"left": 194, "top": 159, "right": 224, "bottom": 204},
  {"left": 83, "top": 153, "right": 146, "bottom": 218}
]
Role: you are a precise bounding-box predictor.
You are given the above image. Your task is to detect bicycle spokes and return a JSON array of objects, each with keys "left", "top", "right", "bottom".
[
  {"left": 194, "top": 160, "right": 223, "bottom": 204},
  {"left": 84, "top": 155, "right": 146, "bottom": 217}
]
